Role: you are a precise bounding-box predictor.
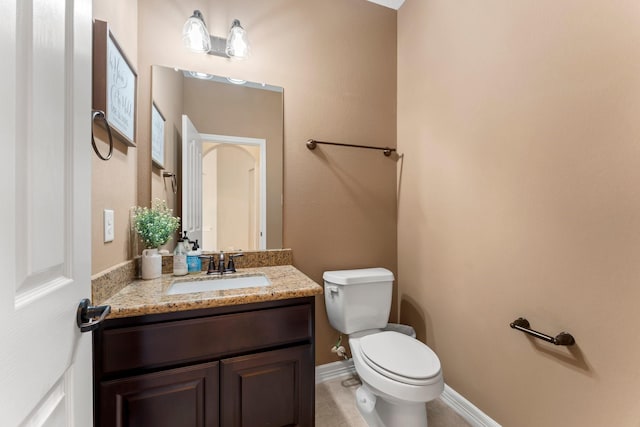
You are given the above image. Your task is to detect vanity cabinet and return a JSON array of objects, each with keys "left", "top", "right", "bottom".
[{"left": 93, "top": 297, "right": 315, "bottom": 427}]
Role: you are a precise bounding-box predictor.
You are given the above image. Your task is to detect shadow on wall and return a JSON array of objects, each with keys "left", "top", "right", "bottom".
[
  {"left": 306, "top": 143, "right": 400, "bottom": 207},
  {"left": 400, "top": 295, "right": 433, "bottom": 347},
  {"left": 523, "top": 335, "right": 595, "bottom": 376}
]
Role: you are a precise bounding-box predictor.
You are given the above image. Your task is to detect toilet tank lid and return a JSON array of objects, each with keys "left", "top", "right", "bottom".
[{"left": 323, "top": 268, "right": 394, "bottom": 285}]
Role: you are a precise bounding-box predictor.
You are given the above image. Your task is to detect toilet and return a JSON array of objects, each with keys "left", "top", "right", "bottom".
[{"left": 323, "top": 268, "right": 444, "bottom": 427}]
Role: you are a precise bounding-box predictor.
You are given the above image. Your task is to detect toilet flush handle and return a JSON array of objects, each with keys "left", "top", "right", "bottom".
[{"left": 326, "top": 285, "right": 339, "bottom": 297}]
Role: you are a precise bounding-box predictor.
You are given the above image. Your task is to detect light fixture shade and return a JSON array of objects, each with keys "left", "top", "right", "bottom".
[
  {"left": 225, "top": 19, "right": 250, "bottom": 60},
  {"left": 182, "top": 10, "right": 211, "bottom": 53}
]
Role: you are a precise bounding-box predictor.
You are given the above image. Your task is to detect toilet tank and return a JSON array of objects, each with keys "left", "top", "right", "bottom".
[{"left": 323, "top": 268, "right": 394, "bottom": 334}]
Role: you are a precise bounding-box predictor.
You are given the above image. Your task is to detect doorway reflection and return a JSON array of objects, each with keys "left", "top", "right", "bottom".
[{"left": 202, "top": 141, "right": 262, "bottom": 251}]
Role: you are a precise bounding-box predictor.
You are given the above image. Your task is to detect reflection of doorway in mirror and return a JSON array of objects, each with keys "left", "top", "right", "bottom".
[
  {"left": 202, "top": 143, "right": 260, "bottom": 251},
  {"left": 182, "top": 114, "right": 267, "bottom": 251}
]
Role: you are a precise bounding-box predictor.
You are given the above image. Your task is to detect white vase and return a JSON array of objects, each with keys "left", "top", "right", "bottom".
[{"left": 141, "top": 248, "right": 162, "bottom": 280}]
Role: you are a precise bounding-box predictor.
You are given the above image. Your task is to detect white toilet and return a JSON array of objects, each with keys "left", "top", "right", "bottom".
[{"left": 323, "top": 268, "right": 444, "bottom": 427}]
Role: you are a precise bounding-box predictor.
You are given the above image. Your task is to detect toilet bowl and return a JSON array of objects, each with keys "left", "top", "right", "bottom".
[
  {"left": 323, "top": 268, "right": 444, "bottom": 427},
  {"left": 350, "top": 332, "right": 444, "bottom": 426}
]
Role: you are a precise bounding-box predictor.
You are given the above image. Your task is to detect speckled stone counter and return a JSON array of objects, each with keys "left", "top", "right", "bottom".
[
  {"left": 100, "top": 265, "right": 323, "bottom": 319},
  {"left": 92, "top": 249, "right": 295, "bottom": 305}
]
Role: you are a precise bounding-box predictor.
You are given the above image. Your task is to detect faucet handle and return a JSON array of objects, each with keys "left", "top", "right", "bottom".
[
  {"left": 205, "top": 255, "right": 217, "bottom": 275},
  {"left": 226, "top": 253, "right": 244, "bottom": 273}
]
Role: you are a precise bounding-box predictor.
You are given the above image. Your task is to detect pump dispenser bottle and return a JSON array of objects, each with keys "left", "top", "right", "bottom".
[
  {"left": 173, "top": 235, "right": 188, "bottom": 276},
  {"left": 187, "top": 240, "right": 202, "bottom": 274}
]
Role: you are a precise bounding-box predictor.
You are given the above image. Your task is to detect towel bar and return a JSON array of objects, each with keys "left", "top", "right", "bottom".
[
  {"left": 306, "top": 139, "right": 395, "bottom": 156},
  {"left": 510, "top": 317, "right": 575, "bottom": 346}
]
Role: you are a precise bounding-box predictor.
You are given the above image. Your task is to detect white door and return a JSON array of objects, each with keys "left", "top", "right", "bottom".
[
  {"left": 182, "top": 115, "right": 204, "bottom": 246},
  {"left": 0, "top": 0, "right": 93, "bottom": 425}
]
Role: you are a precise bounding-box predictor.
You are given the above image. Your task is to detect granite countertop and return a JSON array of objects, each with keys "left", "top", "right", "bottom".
[{"left": 102, "top": 265, "right": 323, "bottom": 319}]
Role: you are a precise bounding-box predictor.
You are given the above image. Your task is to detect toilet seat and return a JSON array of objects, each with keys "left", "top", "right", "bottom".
[{"left": 358, "top": 331, "right": 441, "bottom": 386}]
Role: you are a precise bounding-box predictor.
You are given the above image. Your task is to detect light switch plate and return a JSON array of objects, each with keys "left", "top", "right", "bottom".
[{"left": 104, "top": 209, "right": 114, "bottom": 243}]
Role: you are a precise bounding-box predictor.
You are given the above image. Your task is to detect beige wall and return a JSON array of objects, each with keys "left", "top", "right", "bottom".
[
  {"left": 212, "top": 145, "right": 255, "bottom": 251},
  {"left": 92, "top": 1, "right": 138, "bottom": 274},
  {"left": 89, "top": 0, "right": 398, "bottom": 365},
  {"left": 398, "top": 0, "right": 640, "bottom": 425}
]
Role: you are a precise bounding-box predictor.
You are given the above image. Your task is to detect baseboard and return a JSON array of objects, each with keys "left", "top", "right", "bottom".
[
  {"left": 440, "top": 384, "right": 501, "bottom": 427},
  {"left": 315, "top": 360, "right": 500, "bottom": 427},
  {"left": 315, "top": 359, "right": 357, "bottom": 384}
]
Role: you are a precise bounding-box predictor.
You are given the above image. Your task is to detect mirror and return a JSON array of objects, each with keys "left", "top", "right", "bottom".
[{"left": 151, "top": 65, "right": 283, "bottom": 250}]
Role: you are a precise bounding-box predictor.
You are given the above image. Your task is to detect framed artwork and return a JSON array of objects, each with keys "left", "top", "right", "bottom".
[
  {"left": 151, "top": 101, "right": 166, "bottom": 168},
  {"left": 93, "top": 19, "right": 137, "bottom": 147}
]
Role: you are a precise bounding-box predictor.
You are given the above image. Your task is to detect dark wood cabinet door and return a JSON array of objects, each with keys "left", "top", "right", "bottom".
[
  {"left": 220, "top": 345, "right": 314, "bottom": 427},
  {"left": 99, "top": 362, "right": 219, "bottom": 427}
]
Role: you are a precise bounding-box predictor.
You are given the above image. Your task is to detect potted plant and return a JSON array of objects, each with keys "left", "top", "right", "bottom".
[{"left": 132, "top": 199, "right": 180, "bottom": 279}]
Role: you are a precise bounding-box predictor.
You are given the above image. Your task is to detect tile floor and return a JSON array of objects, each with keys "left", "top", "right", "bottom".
[{"left": 315, "top": 375, "right": 472, "bottom": 427}]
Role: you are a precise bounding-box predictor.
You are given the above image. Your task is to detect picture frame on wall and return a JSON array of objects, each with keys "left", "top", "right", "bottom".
[
  {"left": 151, "top": 101, "right": 166, "bottom": 168},
  {"left": 93, "top": 19, "right": 137, "bottom": 147}
]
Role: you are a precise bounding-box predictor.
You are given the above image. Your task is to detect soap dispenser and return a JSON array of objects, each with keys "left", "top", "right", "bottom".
[
  {"left": 187, "top": 240, "right": 202, "bottom": 274},
  {"left": 173, "top": 235, "right": 188, "bottom": 276}
]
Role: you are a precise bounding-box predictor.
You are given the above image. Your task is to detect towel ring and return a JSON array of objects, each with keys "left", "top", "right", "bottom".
[{"left": 91, "top": 110, "right": 113, "bottom": 161}]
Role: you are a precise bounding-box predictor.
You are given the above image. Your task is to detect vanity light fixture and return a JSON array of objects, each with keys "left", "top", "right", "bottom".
[{"left": 182, "top": 10, "right": 250, "bottom": 60}]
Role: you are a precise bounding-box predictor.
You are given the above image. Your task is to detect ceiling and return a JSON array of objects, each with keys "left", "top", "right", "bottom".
[{"left": 367, "top": 0, "right": 405, "bottom": 10}]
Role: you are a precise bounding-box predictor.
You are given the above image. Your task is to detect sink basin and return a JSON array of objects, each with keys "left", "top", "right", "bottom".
[{"left": 166, "top": 274, "right": 271, "bottom": 295}]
